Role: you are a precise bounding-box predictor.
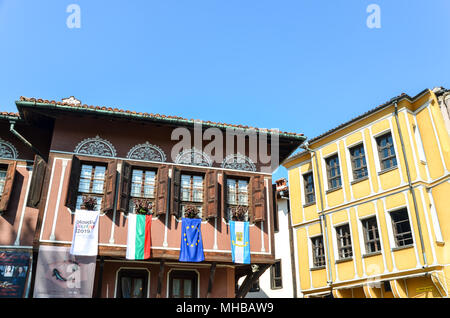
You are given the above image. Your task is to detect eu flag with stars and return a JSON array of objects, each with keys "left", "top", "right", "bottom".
[{"left": 179, "top": 218, "right": 204, "bottom": 262}]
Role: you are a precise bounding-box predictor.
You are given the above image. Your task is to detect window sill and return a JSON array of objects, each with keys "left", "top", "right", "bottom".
[
  {"left": 377, "top": 166, "right": 398, "bottom": 176},
  {"left": 391, "top": 244, "right": 414, "bottom": 252},
  {"left": 326, "top": 186, "right": 342, "bottom": 194},
  {"left": 335, "top": 257, "right": 353, "bottom": 264},
  {"left": 303, "top": 201, "right": 316, "bottom": 208},
  {"left": 350, "top": 176, "right": 369, "bottom": 185},
  {"left": 362, "top": 251, "right": 382, "bottom": 258},
  {"left": 310, "top": 265, "right": 326, "bottom": 271}
]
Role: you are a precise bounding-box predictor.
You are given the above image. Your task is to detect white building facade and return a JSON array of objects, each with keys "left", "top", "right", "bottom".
[{"left": 245, "top": 178, "right": 299, "bottom": 298}]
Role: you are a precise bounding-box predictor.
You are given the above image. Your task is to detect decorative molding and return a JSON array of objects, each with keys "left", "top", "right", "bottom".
[
  {"left": 74, "top": 135, "right": 117, "bottom": 157},
  {"left": 126, "top": 141, "right": 166, "bottom": 162},
  {"left": 0, "top": 138, "right": 18, "bottom": 159},
  {"left": 221, "top": 153, "right": 256, "bottom": 172},
  {"left": 174, "top": 147, "right": 212, "bottom": 167},
  {"left": 62, "top": 96, "right": 82, "bottom": 106}
]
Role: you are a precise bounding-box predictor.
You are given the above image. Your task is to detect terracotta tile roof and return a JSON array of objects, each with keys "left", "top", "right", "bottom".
[
  {"left": 17, "top": 96, "right": 305, "bottom": 140},
  {"left": 0, "top": 111, "right": 20, "bottom": 118}
]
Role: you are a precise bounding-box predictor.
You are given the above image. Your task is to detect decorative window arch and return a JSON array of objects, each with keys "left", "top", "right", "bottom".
[
  {"left": 221, "top": 153, "right": 256, "bottom": 172},
  {"left": 126, "top": 142, "right": 166, "bottom": 162},
  {"left": 174, "top": 147, "right": 212, "bottom": 167},
  {"left": 74, "top": 135, "right": 117, "bottom": 157},
  {"left": 0, "top": 138, "right": 18, "bottom": 159}
]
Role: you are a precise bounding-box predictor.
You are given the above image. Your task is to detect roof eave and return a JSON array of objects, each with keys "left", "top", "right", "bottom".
[{"left": 15, "top": 100, "right": 307, "bottom": 142}]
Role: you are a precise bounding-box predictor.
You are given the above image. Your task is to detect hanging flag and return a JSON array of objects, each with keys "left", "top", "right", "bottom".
[
  {"left": 230, "top": 221, "right": 250, "bottom": 264},
  {"left": 126, "top": 213, "right": 152, "bottom": 260},
  {"left": 179, "top": 217, "right": 204, "bottom": 262},
  {"left": 70, "top": 209, "right": 100, "bottom": 256}
]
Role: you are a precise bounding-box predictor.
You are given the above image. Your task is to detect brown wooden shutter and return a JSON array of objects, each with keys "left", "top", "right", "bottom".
[
  {"left": 155, "top": 165, "right": 169, "bottom": 216},
  {"left": 204, "top": 170, "right": 218, "bottom": 219},
  {"left": 65, "top": 155, "right": 81, "bottom": 210},
  {"left": 170, "top": 167, "right": 181, "bottom": 216},
  {"left": 26, "top": 155, "right": 47, "bottom": 208},
  {"left": 272, "top": 183, "right": 278, "bottom": 232},
  {"left": 102, "top": 160, "right": 117, "bottom": 213},
  {"left": 251, "top": 175, "right": 266, "bottom": 222},
  {"left": 118, "top": 161, "right": 132, "bottom": 213},
  {"left": 0, "top": 161, "right": 17, "bottom": 212},
  {"left": 221, "top": 172, "right": 227, "bottom": 218}
]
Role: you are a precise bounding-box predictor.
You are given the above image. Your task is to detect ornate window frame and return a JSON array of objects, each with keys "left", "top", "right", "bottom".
[
  {"left": 221, "top": 153, "right": 256, "bottom": 172},
  {"left": 74, "top": 135, "right": 117, "bottom": 158},
  {"left": 126, "top": 141, "right": 166, "bottom": 162},
  {"left": 0, "top": 138, "right": 18, "bottom": 160},
  {"left": 174, "top": 147, "right": 212, "bottom": 167}
]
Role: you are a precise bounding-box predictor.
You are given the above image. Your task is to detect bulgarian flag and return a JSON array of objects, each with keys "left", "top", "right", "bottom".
[{"left": 126, "top": 214, "right": 151, "bottom": 260}]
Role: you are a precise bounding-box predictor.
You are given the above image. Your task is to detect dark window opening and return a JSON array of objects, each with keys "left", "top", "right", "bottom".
[
  {"left": 303, "top": 172, "right": 315, "bottom": 204},
  {"left": 376, "top": 132, "right": 397, "bottom": 171},
  {"left": 336, "top": 224, "right": 353, "bottom": 259},
  {"left": 362, "top": 217, "right": 381, "bottom": 254},
  {"left": 349, "top": 144, "right": 368, "bottom": 180},
  {"left": 116, "top": 269, "right": 148, "bottom": 298},
  {"left": 270, "top": 260, "right": 283, "bottom": 289},
  {"left": 326, "top": 155, "right": 342, "bottom": 190},
  {"left": 391, "top": 208, "right": 413, "bottom": 247},
  {"left": 311, "top": 236, "right": 326, "bottom": 268},
  {"left": 169, "top": 271, "right": 198, "bottom": 298}
]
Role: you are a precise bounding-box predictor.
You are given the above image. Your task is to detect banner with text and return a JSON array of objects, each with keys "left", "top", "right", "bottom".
[
  {"left": 70, "top": 209, "right": 100, "bottom": 256},
  {"left": 33, "top": 245, "right": 97, "bottom": 298},
  {"left": 0, "top": 250, "right": 31, "bottom": 298}
]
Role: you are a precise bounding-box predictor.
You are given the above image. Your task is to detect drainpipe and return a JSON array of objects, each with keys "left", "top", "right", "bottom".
[
  {"left": 9, "top": 120, "right": 45, "bottom": 159},
  {"left": 393, "top": 102, "right": 428, "bottom": 268},
  {"left": 301, "top": 141, "right": 333, "bottom": 287}
]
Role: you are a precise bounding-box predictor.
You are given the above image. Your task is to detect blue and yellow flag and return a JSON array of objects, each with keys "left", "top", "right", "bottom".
[
  {"left": 230, "top": 221, "right": 250, "bottom": 264},
  {"left": 179, "top": 218, "right": 204, "bottom": 262}
]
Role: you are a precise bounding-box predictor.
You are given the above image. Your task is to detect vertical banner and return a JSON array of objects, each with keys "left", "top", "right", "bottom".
[
  {"left": 33, "top": 245, "right": 96, "bottom": 298},
  {"left": 179, "top": 218, "right": 204, "bottom": 262},
  {"left": 70, "top": 209, "right": 100, "bottom": 256},
  {"left": 230, "top": 221, "right": 250, "bottom": 264},
  {"left": 126, "top": 213, "right": 152, "bottom": 260},
  {"left": 0, "top": 250, "right": 31, "bottom": 298}
]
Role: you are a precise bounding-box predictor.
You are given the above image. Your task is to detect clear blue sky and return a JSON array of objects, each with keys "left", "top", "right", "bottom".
[{"left": 1, "top": 0, "right": 449, "bottom": 181}]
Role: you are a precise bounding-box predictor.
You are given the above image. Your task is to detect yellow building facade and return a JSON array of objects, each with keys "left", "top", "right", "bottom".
[{"left": 283, "top": 87, "right": 450, "bottom": 298}]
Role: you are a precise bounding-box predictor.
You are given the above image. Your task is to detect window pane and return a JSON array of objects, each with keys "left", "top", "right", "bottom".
[
  {"left": 193, "top": 176, "right": 203, "bottom": 188},
  {"left": 92, "top": 180, "right": 104, "bottom": 194},
  {"left": 143, "top": 185, "right": 154, "bottom": 198},
  {"left": 131, "top": 183, "right": 141, "bottom": 197},
  {"left": 183, "top": 279, "right": 193, "bottom": 298},
  {"left": 193, "top": 189, "right": 203, "bottom": 202},
  {"left": 121, "top": 277, "right": 132, "bottom": 298},
  {"left": 144, "top": 171, "right": 155, "bottom": 184},
  {"left": 181, "top": 188, "right": 190, "bottom": 201},
  {"left": 0, "top": 170, "right": 6, "bottom": 195},
  {"left": 131, "top": 278, "right": 143, "bottom": 298},
  {"left": 172, "top": 279, "right": 181, "bottom": 298},
  {"left": 181, "top": 175, "right": 191, "bottom": 187},
  {"left": 80, "top": 165, "right": 92, "bottom": 179},
  {"left": 94, "top": 166, "right": 106, "bottom": 180}
]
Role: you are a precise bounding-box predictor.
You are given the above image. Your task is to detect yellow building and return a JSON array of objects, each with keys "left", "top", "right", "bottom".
[{"left": 283, "top": 87, "right": 450, "bottom": 298}]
